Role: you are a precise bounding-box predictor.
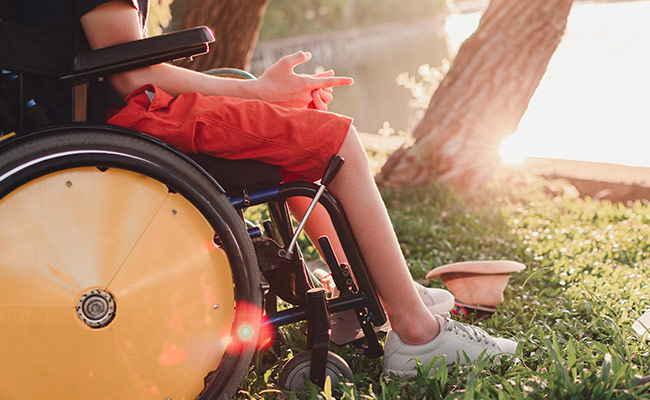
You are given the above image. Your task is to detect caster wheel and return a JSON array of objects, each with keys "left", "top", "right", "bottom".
[{"left": 278, "top": 350, "right": 353, "bottom": 391}]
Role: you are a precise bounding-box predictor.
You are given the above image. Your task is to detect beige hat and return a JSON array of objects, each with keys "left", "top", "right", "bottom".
[{"left": 426, "top": 261, "right": 525, "bottom": 307}]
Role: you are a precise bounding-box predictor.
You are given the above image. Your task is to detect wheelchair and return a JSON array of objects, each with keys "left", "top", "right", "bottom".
[{"left": 0, "top": 26, "right": 387, "bottom": 399}]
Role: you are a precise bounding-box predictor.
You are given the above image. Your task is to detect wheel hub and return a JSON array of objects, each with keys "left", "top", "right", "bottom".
[{"left": 76, "top": 289, "right": 116, "bottom": 328}]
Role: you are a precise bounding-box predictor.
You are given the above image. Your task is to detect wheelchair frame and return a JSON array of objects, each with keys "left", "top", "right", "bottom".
[{"left": 0, "top": 26, "right": 387, "bottom": 398}]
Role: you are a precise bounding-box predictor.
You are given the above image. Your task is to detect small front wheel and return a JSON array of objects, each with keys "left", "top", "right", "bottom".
[{"left": 278, "top": 350, "right": 354, "bottom": 391}]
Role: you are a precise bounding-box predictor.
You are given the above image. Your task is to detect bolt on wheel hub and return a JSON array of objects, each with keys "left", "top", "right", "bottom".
[{"left": 76, "top": 289, "right": 116, "bottom": 328}]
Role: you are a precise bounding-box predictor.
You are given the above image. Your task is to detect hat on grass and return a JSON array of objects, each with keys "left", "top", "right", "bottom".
[{"left": 426, "top": 260, "right": 526, "bottom": 307}]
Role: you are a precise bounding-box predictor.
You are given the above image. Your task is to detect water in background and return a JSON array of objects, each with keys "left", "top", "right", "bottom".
[
  {"left": 252, "top": 19, "right": 449, "bottom": 134},
  {"left": 326, "top": 34, "right": 447, "bottom": 134},
  {"left": 256, "top": 1, "right": 650, "bottom": 169}
]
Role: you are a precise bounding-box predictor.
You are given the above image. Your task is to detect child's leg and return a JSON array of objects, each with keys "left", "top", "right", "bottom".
[
  {"left": 290, "top": 126, "right": 518, "bottom": 373},
  {"left": 286, "top": 199, "right": 348, "bottom": 263},
  {"left": 293, "top": 125, "right": 440, "bottom": 345},
  {"left": 288, "top": 195, "right": 455, "bottom": 318}
]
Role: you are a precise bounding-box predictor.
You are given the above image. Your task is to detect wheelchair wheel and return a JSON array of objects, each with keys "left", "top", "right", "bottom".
[
  {"left": 0, "top": 128, "right": 262, "bottom": 399},
  {"left": 278, "top": 350, "right": 353, "bottom": 391}
]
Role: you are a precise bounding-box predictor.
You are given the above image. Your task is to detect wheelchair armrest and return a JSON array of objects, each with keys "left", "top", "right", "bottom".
[{"left": 60, "top": 26, "right": 215, "bottom": 84}]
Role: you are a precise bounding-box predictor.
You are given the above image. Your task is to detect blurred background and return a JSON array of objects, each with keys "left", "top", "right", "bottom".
[{"left": 157, "top": 0, "right": 650, "bottom": 171}]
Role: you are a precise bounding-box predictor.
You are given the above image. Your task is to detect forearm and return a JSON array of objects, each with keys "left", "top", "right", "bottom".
[
  {"left": 82, "top": 2, "right": 265, "bottom": 102},
  {"left": 109, "top": 62, "right": 262, "bottom": 99},
  {"left": 82, "top": 3, "right": 350, "bottom": 109}
]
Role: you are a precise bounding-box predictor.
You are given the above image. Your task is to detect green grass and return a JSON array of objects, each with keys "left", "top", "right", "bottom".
[{"left": 237, "top": 171, "right": 650, "bottom": 399}]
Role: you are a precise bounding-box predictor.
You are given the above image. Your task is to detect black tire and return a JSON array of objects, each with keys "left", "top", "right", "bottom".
[
  {"left": 278, "top": 350, "right": 354, "bottom": 391},
  {"left": 0, "top": 128, "right": 262, "bottom": 400}
]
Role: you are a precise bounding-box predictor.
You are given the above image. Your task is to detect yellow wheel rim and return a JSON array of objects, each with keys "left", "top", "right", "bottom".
[{"left": 0, "top": 167, "right": 235, "bottom": 399}]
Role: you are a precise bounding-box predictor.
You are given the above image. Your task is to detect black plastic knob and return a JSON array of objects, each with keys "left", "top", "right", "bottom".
[{"left": 321, "top": 155, "right": 345, "bottom": 186}]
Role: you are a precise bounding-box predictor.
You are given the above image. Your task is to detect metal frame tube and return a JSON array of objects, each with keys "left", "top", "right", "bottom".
[{"left": 229, "top": 180, "right": 388, "bottom": 326}]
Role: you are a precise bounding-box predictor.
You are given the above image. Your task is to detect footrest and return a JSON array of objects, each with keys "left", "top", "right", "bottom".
[{"left": 329, "top": 309, "right": 390, "bottom": 346}]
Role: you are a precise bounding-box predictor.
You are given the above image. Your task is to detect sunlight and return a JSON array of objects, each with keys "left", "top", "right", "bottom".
[
  {"left": 444, "top": 11, "right": 481, "bottom": 56},
  {"left": 498, "top": 135, "right": 527, "bottom": 165},
  {"left": 447, "top": 1, "right": 650, "bottom": 168}
]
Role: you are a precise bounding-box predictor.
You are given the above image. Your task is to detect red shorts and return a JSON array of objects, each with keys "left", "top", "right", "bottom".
[{"left": 107, "top": 85, "right": 352, "bottom": 182}]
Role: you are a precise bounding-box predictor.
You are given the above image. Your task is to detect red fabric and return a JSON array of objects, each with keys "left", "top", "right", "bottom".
[{"left": 107, "top": 85, "right": 352, "bottom": 182}]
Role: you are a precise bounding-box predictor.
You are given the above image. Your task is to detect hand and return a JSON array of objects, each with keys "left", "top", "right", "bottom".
[
  {"left": 308, "top": 70, "right": 335, "bottom": 110},
  {"left": 255, "top": 51, "right": 353, "bottom": 109}
]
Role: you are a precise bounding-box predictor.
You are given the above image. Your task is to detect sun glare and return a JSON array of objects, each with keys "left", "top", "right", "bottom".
[
  {"left": 499, "top": 135, "right": 527, "bottom": 165},
  {"left": 448, "top": 2, "right": 650, "bottom": 169}
]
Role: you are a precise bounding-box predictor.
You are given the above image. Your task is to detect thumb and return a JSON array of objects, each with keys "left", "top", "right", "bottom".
[{"left": 279, "top": 51, "right": 312, "bottom": 70}]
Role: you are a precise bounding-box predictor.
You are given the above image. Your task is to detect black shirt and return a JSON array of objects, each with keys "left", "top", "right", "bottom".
[{"left": 5, "top": 0, "right": 146, "bottom": 124}]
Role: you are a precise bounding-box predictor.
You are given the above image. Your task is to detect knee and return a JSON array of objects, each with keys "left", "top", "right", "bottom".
[
  {"left": 347, "top": 123, "right": 359, "bottom": 138},
  {"left": 339, "top": 124, "right": 368, "bottom": 165}
]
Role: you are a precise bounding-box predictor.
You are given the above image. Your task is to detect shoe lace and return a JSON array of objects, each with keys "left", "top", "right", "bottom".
[{"left": 444, "top": 317, "right": 496, "bottom": 346}]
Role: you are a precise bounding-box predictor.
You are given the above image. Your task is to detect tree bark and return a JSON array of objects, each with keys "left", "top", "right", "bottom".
[
  {"left": 377, "top": 0, "right": 574, "bottom": 191},
  {"left": 179, "top": 0, "right": 269, "bottom": 71}
]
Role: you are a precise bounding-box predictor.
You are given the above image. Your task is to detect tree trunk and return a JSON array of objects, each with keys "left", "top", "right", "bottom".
[
  {"left": 377, "top": 0, "right": 574, "bottom": 191},
  {"left": 179, "top": 0, "right": 269, "bottom": 71}
]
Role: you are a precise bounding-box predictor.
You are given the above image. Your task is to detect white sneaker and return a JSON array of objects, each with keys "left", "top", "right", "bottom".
[
  {"left": 383, "top": 314, "right": 517, "bottom": 376},
  {"left": 414, "top": 282, "right": 455, "bottom": 315}
]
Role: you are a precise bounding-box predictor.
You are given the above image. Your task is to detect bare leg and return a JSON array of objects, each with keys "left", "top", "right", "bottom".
[
  {"left": 290, "top": 126, "right": 439, "bottom": 345},
  {"left": 286, "top": 198, "right": 348, "bottom": 263}
]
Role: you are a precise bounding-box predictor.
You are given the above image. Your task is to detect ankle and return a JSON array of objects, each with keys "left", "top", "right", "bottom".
[{"left": 391, "top": 314, "right": 441, "bottom": 345}]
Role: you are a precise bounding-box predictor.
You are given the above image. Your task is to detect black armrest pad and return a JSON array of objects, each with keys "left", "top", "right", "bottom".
[{"left": 60, "top": 26, "right": 214, "bottom": 83}]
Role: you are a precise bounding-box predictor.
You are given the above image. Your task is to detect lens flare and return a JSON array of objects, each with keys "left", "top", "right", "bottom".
[
  {"left": 256, "top": 315, "right": 275, "bottom": 351},
  {"left": 225, "top": 301, "right": 275, "bottom": 354},
  {"left": 238, "top": 325, "right": 253, "bottom": 341}
]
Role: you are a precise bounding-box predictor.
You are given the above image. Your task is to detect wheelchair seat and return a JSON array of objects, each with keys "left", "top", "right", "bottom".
[{"left": 188, "top": 154, "right": 282, "bottom": 193}]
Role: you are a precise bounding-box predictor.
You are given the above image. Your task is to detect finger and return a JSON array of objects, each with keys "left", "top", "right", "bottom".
[
  {"left": 278, "top": 51, "right": 312, "bottom": 70},
  {"left": 319, "top": 89, "right": 333, "bottom": 105},
  {"left": 314, "top": 71, "right": 335, "bottom": 93},
  {"left": 313, "top": 69, "right": 334, "bottom": 78},
  {"left": 311, "top": 89, "right": 327, "bottom": 111},
  {"left": 311, "top": 76, "right": 354, "bottom": 88},
  {"left": 312, "top": 89, "right": 327, "bottom": 110}
]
